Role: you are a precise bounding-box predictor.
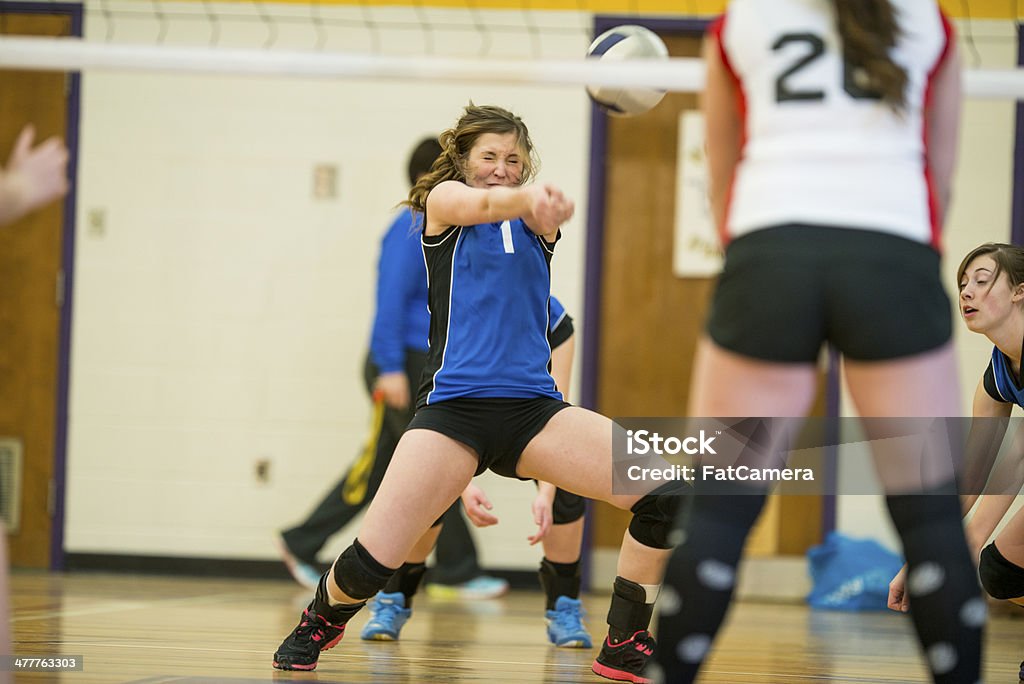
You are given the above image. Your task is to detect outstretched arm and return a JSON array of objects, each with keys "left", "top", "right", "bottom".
[
  {"left": 424, "top": 180, "right": 573, "bottom": 239},
  {"left": 890, "top": 376, "right": 1015, "bottom": 613}
]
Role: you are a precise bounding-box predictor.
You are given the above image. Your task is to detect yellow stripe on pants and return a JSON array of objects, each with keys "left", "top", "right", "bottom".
[{"left": 342, "top": 392, "right": 387, "bottom": 506}]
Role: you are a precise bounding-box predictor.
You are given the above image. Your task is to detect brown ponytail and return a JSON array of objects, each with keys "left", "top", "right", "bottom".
[{"left": 834, "top": 0, "right": 908, "bottom": 111}]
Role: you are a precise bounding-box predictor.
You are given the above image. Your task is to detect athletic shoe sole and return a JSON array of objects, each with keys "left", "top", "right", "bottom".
[{"left": 591, "top": 660, "right": 653, "bottom": 684}]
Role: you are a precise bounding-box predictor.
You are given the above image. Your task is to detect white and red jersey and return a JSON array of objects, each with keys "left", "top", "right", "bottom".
[{"left": 710, "top": 0, "right": 953, "bottom": 248}]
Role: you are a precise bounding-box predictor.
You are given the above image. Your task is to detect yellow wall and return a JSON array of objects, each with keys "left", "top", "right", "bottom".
[{"left": 214, "top": 0, "right": 1023, "bottom": 20}]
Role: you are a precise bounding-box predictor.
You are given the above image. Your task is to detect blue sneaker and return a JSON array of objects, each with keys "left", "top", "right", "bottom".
[
  {"left": 360, "top": 592, "right": 411, "bottom": 641},
  {"left": 426, "top": 575, "right": 510, "bottom": 600},
  {"left": 546, "top": 596, "right": 592, "bottom": 648},
  {"left": 275, "top": 535, "right": 321, "bottom": 590}
]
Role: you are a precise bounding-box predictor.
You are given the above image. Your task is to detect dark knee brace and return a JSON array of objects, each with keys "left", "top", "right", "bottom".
[
  {"left": 980, "top": 543, "right": 1024, "bottom": 600},
  {"left": 332, "top": 538, "right": 397, "bottom": 601},
  {"left": 628, "top": 482, "right": 686, "bottom": 549},
  {"left": 539, "top": 558, "right": 581, "bottom": 609},
  {"left": 552, "top": 488, "right": 585, "bottom": 524},
  {"left": 383, "top": 562, "right": 428, "bottom": 608},
  {"left": 434, "top": 499, "right": 460, "bottom": 528},
  {"left": 607, "top": 576, "right": 655, "bottom": 642}
]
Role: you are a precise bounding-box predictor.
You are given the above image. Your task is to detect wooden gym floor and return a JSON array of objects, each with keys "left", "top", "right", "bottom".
[{"left": 9, "top": 571, "right": 1022, "bottom": 683}]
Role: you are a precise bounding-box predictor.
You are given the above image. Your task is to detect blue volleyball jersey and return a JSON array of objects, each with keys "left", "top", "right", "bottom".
[
  {"left": 984, "top": 346, "right": 1024, "bottom": 407},
  {"left": 418, "top": 218, "right": 562, "bottom": 406}
]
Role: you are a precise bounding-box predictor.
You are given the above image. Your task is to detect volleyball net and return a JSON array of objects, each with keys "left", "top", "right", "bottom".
[{"left": 0, "top": 0, "right": 1019, "bottom": 96}]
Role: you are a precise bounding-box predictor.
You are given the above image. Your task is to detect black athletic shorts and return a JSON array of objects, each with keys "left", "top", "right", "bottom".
[
  {"left": 707, "top": 225, "right": 952, "bottom": 363},
  {"left": 407, "top": 396, "right": 571, "bottom": 478}
]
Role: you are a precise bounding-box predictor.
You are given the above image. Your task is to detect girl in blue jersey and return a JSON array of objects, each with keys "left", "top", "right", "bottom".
[
  {"left": 277, "top": 137, "right": 508, "bottom": 599},
  {"left": 274, "top": 104, "right": 681, "bottom": 683},
  {"left": 359, "top": 300, "right": 592, "bottom": 649},
  {"left": 654, "top": 2, "right": 979, "bottom": 683},
  {"left": 890, "top": 242, "right": 1024, "bottom": 681}
]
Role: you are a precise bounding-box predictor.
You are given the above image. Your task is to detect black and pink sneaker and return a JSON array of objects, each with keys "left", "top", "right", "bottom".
[
  {"left": 592, "top": 630, "right": 656, "bottom": 684},
  {"left": 272, "top": 607, "right": 347, "bottom": 671}
]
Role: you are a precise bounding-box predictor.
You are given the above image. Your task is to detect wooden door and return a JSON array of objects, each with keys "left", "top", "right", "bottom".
[
  {"left": 591, "top": 30, "right": 824, "bottom": 557},
  {"left": 0, "top": 10, "right": 73, "bottom": 568}
]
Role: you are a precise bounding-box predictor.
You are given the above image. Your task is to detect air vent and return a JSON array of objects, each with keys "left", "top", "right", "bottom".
[{"left": 0, "top": 439, "right": 22, "bottom": 533}]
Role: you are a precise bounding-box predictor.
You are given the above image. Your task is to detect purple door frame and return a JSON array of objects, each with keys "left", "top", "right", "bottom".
[{"left": 0, "top": 1, "right": 82, "bottom": 570}]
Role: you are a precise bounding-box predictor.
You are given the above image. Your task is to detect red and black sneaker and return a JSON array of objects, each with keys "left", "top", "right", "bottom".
[
  {"left": 592, "top": 630, "right": 656, "bottom": 683},
  {"left": 272, "top": 606, "right": 347, "bottom": 671}
]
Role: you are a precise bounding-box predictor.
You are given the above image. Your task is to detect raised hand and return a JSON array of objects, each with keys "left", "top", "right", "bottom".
[{"left": 1, "top": 125, "right": 69, "bottom": 226}]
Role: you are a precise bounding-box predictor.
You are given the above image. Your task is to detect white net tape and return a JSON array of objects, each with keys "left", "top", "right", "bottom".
[
  {"left": 0, "top": 35, "right": 705, "bottom": 90},
  {"left": 1, "top": 35, "right": 1023, "bottom": 97}
]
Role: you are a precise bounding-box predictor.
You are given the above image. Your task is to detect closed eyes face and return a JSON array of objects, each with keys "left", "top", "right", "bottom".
[
  {"left": 958, "top": 256, "right": 1014, "bottom": 328},
  {"left": 464, "top": 132, "right": 524, "bottom": 189}
]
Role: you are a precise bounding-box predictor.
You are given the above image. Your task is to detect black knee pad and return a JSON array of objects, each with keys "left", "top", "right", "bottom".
[
  {"left": 333, "top": 538, "right": 397, "bottom": 601},
  {"left": 552, "top": 488, "right": 585, "bottom": 524},
  {"left": 436, "top": 500, "right": 460, "bottom": 528},
  {"left": 628, "top": 483, "right": 686, "bottom": 549},
  {"left": 979, "top": 543, "right": 1024, "bottom": 600}
]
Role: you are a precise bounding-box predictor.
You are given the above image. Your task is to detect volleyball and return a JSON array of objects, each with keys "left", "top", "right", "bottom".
[{"left": 585, "top": 25, "right": 669, "bottom": 116}]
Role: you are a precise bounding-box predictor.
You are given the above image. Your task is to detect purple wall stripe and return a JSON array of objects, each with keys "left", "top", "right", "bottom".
[{"left": 1013, "top": 23, "right": 1024, "bottom": 246}]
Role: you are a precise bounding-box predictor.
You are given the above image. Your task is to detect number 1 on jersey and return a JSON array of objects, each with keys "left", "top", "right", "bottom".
[{"left": 501, "top": 219, "right": 515, "bottom": 254}]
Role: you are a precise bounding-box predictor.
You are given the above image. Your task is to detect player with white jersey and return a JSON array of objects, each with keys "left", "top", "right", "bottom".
[
  {"left": 652, "top": 2, "right": 982, "bottom": 683},
  {"left": 720, "top": 0, "right": 950, "bottom": 246}
]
